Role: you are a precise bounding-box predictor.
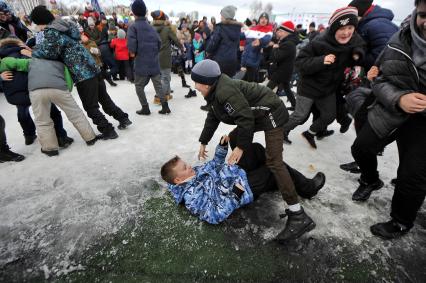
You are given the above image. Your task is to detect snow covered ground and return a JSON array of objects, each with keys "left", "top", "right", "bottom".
[{"left": 0, "top": 74, "right": 424, "bottom": 280}]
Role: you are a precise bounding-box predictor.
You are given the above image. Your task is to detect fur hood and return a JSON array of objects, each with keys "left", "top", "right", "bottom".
[{"left": 0, "top": 37, "right": 23, "bottom": 48}]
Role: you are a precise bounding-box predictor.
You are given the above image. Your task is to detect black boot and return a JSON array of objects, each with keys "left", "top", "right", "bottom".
[
  {"left": 106, "top": 76, "right": 117, "bottom": 87},
  {"left": 275, "top": 208, "right": 316, "bottom": 243},
  {"left": 136, "top": 105, "right": 151, "bottom": 115},
  {"left": 0, "top": 146, "right": 25, "bottom": 163},
  {"left": 352, "top": 179, "right": 384, "bottom": 201},
  {"left": 86, "top": 136, "right": 98, "bottom": 146},
  {"left": 370, "top": 219, "right": 410, "bottom": 239},
  {"left": 25, "top": 135, "right": 37, "bottom": 145},
  {"left": 316, "top": 129, "right": 334, "bottom": 140},
  {"left": 301, "top": 131, "right": 317, "bottom": 149},
  {"left": 340, "top": 161, "right": 361, "bottom": 173},
  {"left": 58, "top": 136, "right": 74, "bottom": 148},
  {"left": 200, "top": 104, "right": 210, "bottom": 111},
  {"left": 185, "top": 89, "right": 197, "bottom": 98},
  {"left": 298, "top": 172, "right": 326, "bottom": 199},
  {"left": 339, "top": 116, "right": 352, "bottom": 133},
  {"left": 98, "top": 128, "right": 118, "bottom": 140},
  {"left": 118, "top": 118, "right": 132, "bottom": 130},
  {"left": 41, "top": 148, "right": 59, "bottom": 157},
  {"left": 283, "top": 131, "right": 292, "bottom": 145},
  {"left": 158, "top": 102, "right": 171, "bottom": 114},
  {"left": 181, "top": 76, "right": 190, "bottom": 88}
]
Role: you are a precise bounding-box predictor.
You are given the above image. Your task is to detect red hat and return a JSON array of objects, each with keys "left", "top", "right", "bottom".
[{"left": 278, "top": 21, "right": 295, "bottom": 33}]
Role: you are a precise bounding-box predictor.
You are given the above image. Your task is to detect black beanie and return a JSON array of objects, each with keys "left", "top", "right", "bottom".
[
  {"left": 348, "top": 0, "right": 373, "bottom": 17},
  {"left": 258, "top": 12, "right": 269, "bottom": 23},
  {"left": 131, "top": 0, "right": 147, "bottom": 17},
  {"left": 30, "top": 5, "right": 55, "bottom": 25},
  {"left": 329, "top": 6, "right": 359, "bottom": 35}
]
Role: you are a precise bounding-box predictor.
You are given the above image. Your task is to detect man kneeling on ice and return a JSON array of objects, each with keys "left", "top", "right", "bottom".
[{"left": 160, "top": 134, "right": 325, "bottom": 243}]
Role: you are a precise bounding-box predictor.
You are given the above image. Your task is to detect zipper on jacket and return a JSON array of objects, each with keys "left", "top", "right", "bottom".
[{"left": 387, "top": 44, "right": 420, "bottom": 84}]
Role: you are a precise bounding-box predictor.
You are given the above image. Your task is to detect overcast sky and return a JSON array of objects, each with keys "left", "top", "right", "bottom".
[{"left": 108, "top": 0, "right": 411, "bottom": 22}]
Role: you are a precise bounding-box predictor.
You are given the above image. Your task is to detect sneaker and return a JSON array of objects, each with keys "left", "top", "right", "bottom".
[
  {"left": 41, "top": 148, "right": 59, "bottom": 157},
  {"left": 99, "top": 129, "right": 118, "bottom": 140},
  {"left": 58, "top": 136, "right": 74, "bottom": 148},
  {"left": 136, "top": 105, "right": 151, "bottom": 115},
  {"left": 25, "top": 135, "right": 37, "bottom": 145},
  {"left": 339, "top": 116, "right": 352, "bottom": 133},
  {"left": 370, "top": 219, "right": 410, "bottom": 239},
  {"left": 275, "top": 208, "right": 316, "bottom": 243},
  {"left": 0, "top": 147, "right": 25, "bottom": 163},
  {"left": 118, "top": 118, "right": 132, "bottom": 130},
  {"left": 340, "top": 161, "right": 361, "bottom": 174},
  {"left": 352, "top": 179, "right": 384, "bottom": 201},
  {"left": 301, "top": 131, "right": 317, "bottom": 149},
  {"left": 316, "top": 130, "right": 334, "bottom": 140}
]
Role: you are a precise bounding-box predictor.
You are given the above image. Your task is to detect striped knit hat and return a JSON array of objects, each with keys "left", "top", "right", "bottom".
[
  {"left": 278, "top": 21, "right": 295, "bottom": 33},
  {"left": 329, "top": 6, "right": 359, "bottom": 35}
]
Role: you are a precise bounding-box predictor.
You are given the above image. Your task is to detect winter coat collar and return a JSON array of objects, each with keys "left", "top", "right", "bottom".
[
  {"left": 218, "top": 19, "right": 243, "bottom": 26},
  {"left": 410, "top": 9, "right": 426, "bottom": 70}
]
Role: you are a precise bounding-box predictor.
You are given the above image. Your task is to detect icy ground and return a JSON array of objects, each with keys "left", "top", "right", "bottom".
[{"left": 0, "top": 74, "right": 425, "bottom": 281}]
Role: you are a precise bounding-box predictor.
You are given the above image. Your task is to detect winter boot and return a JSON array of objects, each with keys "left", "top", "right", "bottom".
[
  {"left": 136, "top": 105, "right": 151, "bottom": 115},
  {"left": 340, "top": 161, "right": 361, "bottom": 173},
  {"left": 118, "top": 118, "right": 132, "bottom": 130},
  {"left": 339, "top": 116, "right": 352, "bottom": 133},
  {"left": 98, "top": 129, "right": 118, "bottom": 140},
  {"left": 0, "top": 146, "right": 25, "bottom": 163},
  {"left": 301, "top": 131, "right": 317, "bottom": 149},
  {"left": 181, "top": 76, "right": 190, "bottom": 88},
  {"left": 185, "top": 89, "right": 197, "bottom": 98},
  {"left": 153, "top": 96, "right": 161, "bottom": 105},
  {"left": 41, "top": 148, "right": 59, "bottom": 157},
  {"left": 58, "top": 136, "right": 74, "bottom": 148},
  {"left": 370, "top": 219, "right": 410, "bottom": 239},
  {"left": 352, "top": 179, "right": 384, "bottom": 201},
  {"left": 297, "top": 172, "right": 326, "bottom": 199},
  {"left": 316, "top": 129, "right": 334, "bottom": 140},
  {"left": 283, "top": 131, "right": 292, "bottom": 145},
  {"left": 158, "top": 102, "right": 171, "bottom": 115},
  {"left": 86, "top": 136, "right": 98, "bottom": 146},
  {"left": 275, "top": 208, "right": 316, "bottom": 243},
  {"left": 200, "top": 104, "right": 210, "bottom": 111},
  {"left": 165, "top": 94, "right": 173, "bottom": 101},
  {"left": 106, "top": 76, "right": 117, "bottom": 87},
  {"left": 25, "top": 135, "right": 37, "bottom": 145}
]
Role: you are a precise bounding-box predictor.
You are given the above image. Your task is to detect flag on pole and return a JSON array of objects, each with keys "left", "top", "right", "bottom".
[{"left": 91, "top": 0, "right": 103, "bottom": 13}]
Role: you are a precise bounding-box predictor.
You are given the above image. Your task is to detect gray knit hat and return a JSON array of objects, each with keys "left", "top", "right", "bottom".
[
  {"left": 117, "top": 29, "right": 126, "bottom": 39},
  {"left": 191, "top": 59, "right": 221, "bottom": 85},
  {"left": 220, "top": 5, "right": 237, "bottom": 20}
]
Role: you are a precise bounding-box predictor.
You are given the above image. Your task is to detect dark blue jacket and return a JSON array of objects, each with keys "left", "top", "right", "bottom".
[
  {"left": 127, "top": 17, "right": 161, "bottom": 76},
  {"left": 206, "top": 20, "right": 241, "bottom": 66},
  {"left": 0, "top": 38, "right": 30, "bottom": 106},
  {"left": 357, "top": 5, "right": 399, "bottom": 70}
]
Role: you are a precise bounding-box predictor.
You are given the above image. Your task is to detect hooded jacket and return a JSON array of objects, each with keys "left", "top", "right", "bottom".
[
  {"left": 241, "top": 24, "right": 273, "bottom": 68},
  {"left": 168, "top": 144, "right": 253, "bottom": 224},
  {"left": 199, "top": 74, "right": 289, "bottom": 150},
  {"left": 110, "top": 37, "right": 129, "bottom": 60},
  {"left": 152, "top": 20, "right": 183, "bottom": 69},
  {"left": 295, "top": 29, "right": 365, "bottom": 99},
  {"left": 32, "top": 19, "right": 100, "bottom": 84},
  {"left": 270, "top": 32, "right": 300, "bottom": 84},
  {"left": 357, "top": 5, "right": 399, "bottom": 70}
]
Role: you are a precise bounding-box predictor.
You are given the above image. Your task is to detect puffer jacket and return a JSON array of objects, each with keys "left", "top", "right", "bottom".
[
  {"left": 152, "top": 20, "right": 183, "bottom": 69},
  {"left": 270, "top": 33, "right": 300, "bottom": 84},
  {"left": 199, "top": 74, "right": 288, "bottom": 150},
  {"left": 295, "top": 29, "right": 365, "bottom": 99},
  {"left": 33, "top": 19, "right": 100, "bottom": 84},
  {"left": 369, "top": 15, "right": 425, "bottom": 138},
  {"left": 357, "top": 5, "right": 399, "bottom": 70},
  {"left": 168, "top": 144, "right": 253, "bottom": 224},
  {"left": 110, "top": 38, "right": 129, "bottom": 60},
  {"left": 127, "top": 17, "right": 161, "bottom": 76},
  {"left": 241, "top": 24, "right": 273, "bottom": 68}
]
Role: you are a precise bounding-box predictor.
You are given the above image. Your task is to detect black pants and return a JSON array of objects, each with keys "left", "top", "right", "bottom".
[
  {"left": 0, "top": 115, "right": 7, "bottom": 150},
  {"left": 97, "top": 75, "right": 128, "bottom": 122},
  {"left": 116, "top": 60, "right": 133, "bottom": 81},
  {"left": 351, "top": 120, "right": 396, "bottom": 183},
  {"left": 266, "top": 80, "right": 296, "bottom": 108},
  {"left": 218, "top": 61, "right": 237, "bottom": 78},
  {"left": 244, "top": 66, "right": 259, "bottom": 83},
  {"left": 391, "top": 114, "right": 426, "bottom": 227}
]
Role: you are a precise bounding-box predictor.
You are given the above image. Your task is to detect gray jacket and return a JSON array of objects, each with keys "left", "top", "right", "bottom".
[{"left": 28, "top": 58, "right": 68, "bottom": 92}]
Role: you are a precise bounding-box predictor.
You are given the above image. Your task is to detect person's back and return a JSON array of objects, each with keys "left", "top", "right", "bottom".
[{"left": 110, "top": 37, "right": 129, "bottom": 61}]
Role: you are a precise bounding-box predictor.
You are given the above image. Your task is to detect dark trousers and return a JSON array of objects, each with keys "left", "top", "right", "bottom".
[
  {"left": 97, "top": 75, "right": 128, "bottom": 122},
  {"left": 266, "top": 80, "right": 296, "bottom": 108},
  {"left": 0, "top": 115, "right": 6, "bottom": 150},
  {"left": 351, "top": 120, "right": 396, "bottom": 183},
  {"left": 244, "top": 66, "right": 259, "bottom": 82},
  {"left": 391, "top": 115, "right": 426, "bottom": 227},
  {"left": 218, "top": 61, "right": 237, "bottom": 78},
  {"left": 16, "top": 104, "right": 66, "bottom": 137},
  {"left": 116, "top": 60, "right": 133, "bottom": 81},
  {"left": 99, "top": 44, "right": 118, "bottom": 76}
]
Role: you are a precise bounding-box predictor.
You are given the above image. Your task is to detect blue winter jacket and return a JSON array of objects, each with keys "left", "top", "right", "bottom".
[
  {"left": 206, "top": 20, "right": 241, "bottom": 66},
  {"left": 357, "top": 5, "right": 399, "bottom": 70},
  {"left": 241, "top": 24, "right": 273, "bottom": 68},
  {"left": 127, "top": 17, "right": 161, "bottom": 76},
  {"left": 168, "top": 145, "right": 253, "bottom": 224},
  {"left": 32, "top": 19, "right": 100, "bottom": 84}
]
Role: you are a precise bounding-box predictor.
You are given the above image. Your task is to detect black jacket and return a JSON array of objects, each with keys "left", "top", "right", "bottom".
[
  {"left": 199, "top": 74, "right": 288, "bottom": 150},
  {"left": 295, "top": 29, "right": 365, "bottom": 99},
  {"left": 270, "top": 33, "right": 299, "bottom": 84},
  {"left": 369, "top": 23, "right": 424, "bottom": 138}
]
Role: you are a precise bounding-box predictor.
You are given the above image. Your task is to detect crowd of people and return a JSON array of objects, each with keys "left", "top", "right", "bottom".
[{"left": 0, "top": 0, "right": 425, "bottom": 244}]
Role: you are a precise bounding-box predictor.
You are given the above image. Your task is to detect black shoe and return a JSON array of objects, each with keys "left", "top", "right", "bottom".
[
  {"left": 158, "top": 102, "right": 171, "bottom": 114},
  {"left": 340, "top": 161, "right": 361, "bottom": 174},
  {"left": 275, "top": 208, "right": 316, "bottom": 243},
  {"left": 316, "top": 129, "right": 334, "bottom": 140},
  {"left": 339, "top": 117, "right": 352, "bottom": 133},
  {"left": 283, "top": 132, "right": 292, "bottom": 145},
  {"left": 182, "top": 79, "right": 191, "bottom": 88},
  {"left": 377, "top": 150, "right": 384, "bottom": 156},
  {"left": 352, "top": 179, "right": 384, "bottom": 201},
  {"left": 297, "top": 172, "right": 326, "bottom": 199},
  {"left": 118, "top": 118, "right": 132, "bottom": 130},
  {"left": 41, "top": 148, "right": 59, "bottom": 157},
  {"left": 25, "top": 135, "right": 37, "bottom": 145},
  {"left": 112, "top": 76, "right": 119, "bottom": 81},
  {"left": 309, "top": 172, "right": 326, "bottom": 198},
  {"left": 390, "top": 178, "right": 397, "bottom": 186},
  {"left": 58, "top": 136, "right": 74, "bottom": 148},
  {"left": 106, "top": 78, "right": 117, "bottom": 87},
  {"left": 0, "top": 147, "right": 25, "bottom": 163},
  {"left": 86, "top": 136, "right": 98, "bottom": 146},
  {"left": 136, "top": 105, "right": 151, "bottom": 115},
  {"left": 200, "top": 104, "right": 210, "bottom": 111},
  {"left": 370, "top": 219, "right": 410, "bottom": 239},
  {"left": 99, "top": 129, "right": 118, "bottom": 140},
  {"left": 185, "top": 89, "right": 197, "bottom": 98},
  {"left": 301, "top": 131, "right": 317, "bottom": 149}
]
